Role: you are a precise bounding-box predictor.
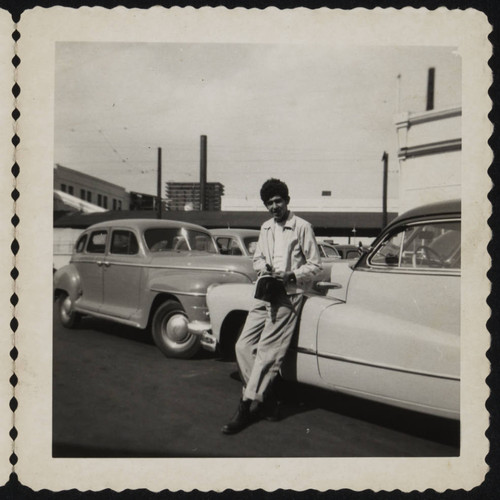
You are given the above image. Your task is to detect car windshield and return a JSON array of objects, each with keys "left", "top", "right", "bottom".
[
  {"left": 144, "top": 227, "right": 218, "bottom": 253},
  {"left": 322, "top": 245, "right": 340, "bottom": 258},
  {"left": 243, "top": 236, "right": 259, "bottom": 255}
]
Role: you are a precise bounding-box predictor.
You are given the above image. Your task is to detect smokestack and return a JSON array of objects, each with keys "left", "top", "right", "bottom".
[
  {"left": 200, "top": 135, "right": 207, "bottom": 211},
  {"left": 157, "top": 147, "right": 162, "bottom": 219},
  {"left": 426, "top": 67, "right": 435, "bottom": 111}
]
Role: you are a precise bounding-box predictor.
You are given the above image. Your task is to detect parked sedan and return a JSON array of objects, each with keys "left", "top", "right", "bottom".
[
  {"left": 53, "top": 219, "right": 257, "bottom": 359},
  {"left": 194, "top": 200, "right": 461, "bottom": 420},
  {"left": 210, "top": 228, "right": 260, "bottom": 257},
  {"left": 317, "top": 242, "right": 342, "bottom": 261},
  {"left": 334, "top": 244, "right": 363, "bottom": 260}
]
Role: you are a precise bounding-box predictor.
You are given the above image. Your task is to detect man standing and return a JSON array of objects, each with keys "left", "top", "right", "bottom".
[{"left": 222, "top": 178, "right": 323, "bottom": 434}]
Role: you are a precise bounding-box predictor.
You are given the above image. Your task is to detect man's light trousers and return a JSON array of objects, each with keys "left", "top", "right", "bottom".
[{"left": 235, "top": 293, "right": 303, "bottom": 402}]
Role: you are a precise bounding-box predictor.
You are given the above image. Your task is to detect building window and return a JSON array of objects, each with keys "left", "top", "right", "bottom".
[
  {"left": 118, "top": 200, "right": 122, "bottom": 210},
  {"left": 321, "top": 191, "right": 332, "bottom": 196},
  {"left": 61, "top": 184, "right": 67, "bottom": 192},
  {"left": 97, "top": 194, "right": 102, "bottom": 206},
  {"left": 68, "top": 186, "right": 74, "bottom": 195},
  {"left": 80, "top": 189, "right": 85, "bottom": 200},
  {"left": 87, "top": 191, "right": 92, "bottom": 203},
  {"left": 113, "top": 199, "right": 117, "bottom": 210},
  {"left": 103, "top": 196, "right": 108, "bottom": 209}
]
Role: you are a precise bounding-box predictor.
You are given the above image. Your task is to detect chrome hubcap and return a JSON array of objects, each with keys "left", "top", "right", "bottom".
[
  {"left": 60, "top": 296, "right": 73, "bottom": 322},
  {"left": 163, "top": 314, "right": 189, "bottom": 343}
]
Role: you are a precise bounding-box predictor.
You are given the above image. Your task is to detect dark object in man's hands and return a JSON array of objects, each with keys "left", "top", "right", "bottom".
[
  {"left": 254, "top": 275, "right": 286, "bottom": 302},
  {"left": 282, "top": 272, "right": 296, "bottom": 286}
]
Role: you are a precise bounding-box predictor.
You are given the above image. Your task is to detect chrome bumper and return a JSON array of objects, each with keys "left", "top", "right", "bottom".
[{"left": 187, "top": 320, "right": 217, "bottom": 352}]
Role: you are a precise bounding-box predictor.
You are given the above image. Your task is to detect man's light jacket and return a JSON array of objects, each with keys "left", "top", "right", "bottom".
[{"left": 253, "top": 212, "right": 323, "bottom": 294}]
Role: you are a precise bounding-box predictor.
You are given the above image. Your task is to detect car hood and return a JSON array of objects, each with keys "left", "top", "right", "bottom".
[{"left": 148, "top": 251, "right": 257, "bottom": 280}]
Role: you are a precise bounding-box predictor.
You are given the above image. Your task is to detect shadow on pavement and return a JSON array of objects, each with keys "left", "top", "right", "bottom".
[
  {"left": 275, "top": 379, "right": 460, "bottom": 450},
  {"left": 223, "top": 370, "right": 459, "bottom": 451},
  {"left": 73, "top": 316, "right": 215, "bottom": 360},
  {"left": 52, "top": 443, "right": 223, "bottom": 458}
]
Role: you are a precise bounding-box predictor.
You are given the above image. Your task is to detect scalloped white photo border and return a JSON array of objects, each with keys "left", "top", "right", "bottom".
[{"left": 13, "top": 6, "right": 492, "bottom": 492}]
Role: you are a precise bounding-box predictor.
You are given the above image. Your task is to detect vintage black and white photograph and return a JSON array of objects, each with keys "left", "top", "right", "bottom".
[
  {"left": 15, "top": 7, "right": 491, "bottom": 492},
  {"left": 51, "top": 41, "right": 463, "bottom": 458}
]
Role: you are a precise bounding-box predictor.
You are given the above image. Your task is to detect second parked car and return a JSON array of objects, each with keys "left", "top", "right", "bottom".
[
  {"left": 210, "top": 228, "right": 260, "bottom": 257},
  {"left": 53, "top": 219, "right": 257, "bottom": 359}
]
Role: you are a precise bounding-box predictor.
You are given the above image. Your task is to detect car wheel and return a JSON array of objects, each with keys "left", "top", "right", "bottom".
[
  {"left": 151, "top": 301, "right": 200, "bottom": 359},
  {"left": 57, "top": 293, "right": 81, "bottom": 328}
]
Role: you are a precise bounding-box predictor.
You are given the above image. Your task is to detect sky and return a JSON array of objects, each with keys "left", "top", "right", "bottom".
[{"left": 55, "top": 43, "right": 461, "bottom": 211}]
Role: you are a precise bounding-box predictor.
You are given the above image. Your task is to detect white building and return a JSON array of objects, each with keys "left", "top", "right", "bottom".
[{"left": 395, "top": 107, "right": 461, "bottom": 213}]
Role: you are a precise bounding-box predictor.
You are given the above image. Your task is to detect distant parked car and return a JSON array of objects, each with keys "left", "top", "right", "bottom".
[
  {"left": 317, "top": 242, "right": 342, "bottom": 261},
  {"left": 210, "top": 228, "right": 260, "bottom": 257},
  {"left": 334, "top": 244, "right": 363, "bottom": 260},
  {"left": 196, "top": 200, "right": 461, "bottom": 420},
  {"left": 53, "top": 219, "right": 257, "bottom": 359}
]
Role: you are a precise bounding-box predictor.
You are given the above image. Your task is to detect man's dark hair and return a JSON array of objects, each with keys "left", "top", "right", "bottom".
[{"left": 260, "top": 178, "right": 290, "bottom": 204}]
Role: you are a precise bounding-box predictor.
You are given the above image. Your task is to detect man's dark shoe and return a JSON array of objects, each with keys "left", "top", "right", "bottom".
[
  {"left": 222, "top": 399, "right": 252, "bottom": 434},
  {"left": 258, "top": 396, "right": 281, "bottom": 422}
]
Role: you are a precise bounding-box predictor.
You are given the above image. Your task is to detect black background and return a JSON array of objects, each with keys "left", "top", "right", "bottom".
[{"left": 2, "top": 0, "right": 498, "bottom": 498}]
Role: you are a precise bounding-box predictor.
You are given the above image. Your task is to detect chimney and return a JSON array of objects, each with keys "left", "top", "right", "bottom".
[
  {"left": 200, "top": 135, "right": 207, "bottom": 211},
  {"left": 426, "top": 67, "right": 435, "bottom": 111}
]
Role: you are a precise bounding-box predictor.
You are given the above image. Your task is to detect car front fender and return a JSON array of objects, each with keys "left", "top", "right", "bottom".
[
  {"left": 148, "top": 268, "right": 253, "bottom": 297},
  {"left": 206, "top": 282, "right": 255, "bottom": 341},
  {"left": 53, "top": 264, "right": 81, "bottom": 303}
]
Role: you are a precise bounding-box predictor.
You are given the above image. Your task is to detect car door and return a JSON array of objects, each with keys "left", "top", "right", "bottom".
[
  {"left": 101, "top": 228, "right": 144, "bottom": 319},
  {"left": 73, "top": 229, "right": 108, "bottom": 312},
  {"left": 316, "top": 218, "right": 461, "bottom": 416}
]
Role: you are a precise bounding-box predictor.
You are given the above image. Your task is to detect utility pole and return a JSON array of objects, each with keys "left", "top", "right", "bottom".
[
  {"left": 382, "top": 151, "right": 388, "bottom": 229},
  {"left": 200, "top": 135, "right": 207, "bottom": 211},
  {"left": 157, "top": 147, "right": 162, "bottom": 219},
  {"left": 426, "top": 67, "right": 435, "bottom": 111}
]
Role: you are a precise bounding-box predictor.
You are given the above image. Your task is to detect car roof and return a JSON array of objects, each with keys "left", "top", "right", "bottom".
[
  {"left": 386, "top": 199, "right": 461, "bottom": 229},
  {"left": 209, "top": 228, "right": 260, "bottom": 237},
  {"left": 83, "top": 218, "right": 210, "bottom": 233}
]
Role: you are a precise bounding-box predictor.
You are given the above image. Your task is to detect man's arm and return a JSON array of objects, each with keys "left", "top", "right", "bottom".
[
  {"left": 252, "top": 230, "right": 270, "bottom": 276},
  {"left": 293, "top": 223, "right": 323, "bottom": 286}
]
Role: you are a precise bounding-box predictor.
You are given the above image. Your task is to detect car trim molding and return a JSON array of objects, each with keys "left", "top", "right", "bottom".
[
  {"left": 296, "top": 347, "right": 459, "bottom": 381},
  {"left": 146, "top": 264, "right": 251, "bottom": 280},
  {"left": 149, "top": 288, "right": 206, "bottom": 297},
  {"left": 70, "top": 259, "right": 253, "bottom": 281}
]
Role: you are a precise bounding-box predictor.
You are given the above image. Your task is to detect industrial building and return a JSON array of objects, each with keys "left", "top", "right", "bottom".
[
  {"left": 54, "top": 164, "right": 130, "bottom": 213},
  {"left": 165, "top": 182, "right": 225, "bottom": 211},
  {"left": 395, "top": 107, "right": 461, "bottom": 213}
]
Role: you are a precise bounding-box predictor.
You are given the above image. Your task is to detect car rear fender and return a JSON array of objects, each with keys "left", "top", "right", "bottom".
[{"left": 53, "top": 264, "right": 81, "bottom": 303}]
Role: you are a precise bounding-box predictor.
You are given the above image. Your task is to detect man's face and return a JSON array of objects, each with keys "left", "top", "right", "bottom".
[{"left": 265, "top": 195, "right": 289, "bottom": 222}]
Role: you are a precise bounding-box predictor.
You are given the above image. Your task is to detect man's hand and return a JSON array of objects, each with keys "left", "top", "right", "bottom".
[
  {"left": 282, "top": 272, "right": 297, "bottom": 286},
  {"left": 260, "top": 264, "right": 274, "bottom": 277}
]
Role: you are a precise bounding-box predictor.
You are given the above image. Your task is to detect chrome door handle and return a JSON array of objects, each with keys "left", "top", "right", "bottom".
[
  {"left": 103, "top": 261, "right": 111, "bottom": 267},
  {"left": 96, "top": 261, "right": 103, "bottom": 267}
]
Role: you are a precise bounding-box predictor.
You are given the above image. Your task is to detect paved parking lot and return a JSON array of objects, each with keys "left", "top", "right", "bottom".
[{"left": 53, "top": 308, "right": 459, "bottom": 458}]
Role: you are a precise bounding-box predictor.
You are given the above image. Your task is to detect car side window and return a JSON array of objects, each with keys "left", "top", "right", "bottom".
[
  {"left": 215, "top": 237, "right": 231, "bottom": 254},
  {"left": 323, "top": 246, "right": 340, "bottom": 258},
  {"left": 369, "top": 221, "right": 460, "bottom": 270},
  {"left": 75, "top": 234, "right": 88, "bottom": 253},
  {"left": 229, "top": 239, "right": 243, "bottom": 255},
  {"left": 110, "top": 230, "right": 139, "bottom": 255},
  {"left": 86, "top": 230, "right": 107, "bottom": 254}
]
